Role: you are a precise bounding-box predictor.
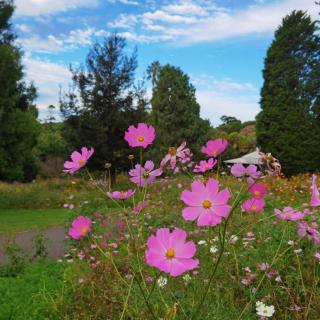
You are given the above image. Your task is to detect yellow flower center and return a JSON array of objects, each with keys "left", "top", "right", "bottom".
[
  {"left": 137, "top": 136, "right": 145, "bottom": 142},
  {"left": 143, "top": 172, "right": 150, "bottom": 178},
  {"left": 251, "top": 205, "right": 257, "bottom": 211},
  {"left": 78, "top": 159, "right": 85, "bottom": 166},
  {"left": 285, "top": 213, "right": 292, "bottom": 218},
  {"left": 166, "top": 248, "right": 175, "bottom": 259},
  {"left": 202, "top": 199, "right": 212, "bottom": 209},
  {"left": 81, "top": 226, "right": 89, "bottom": 234},
  {"left": 254, "top": 191, "right": 260, "bottom": 196},
  {"left": 211, "top": 150, "right": 217, "bottom": 156},
  {"left": 168, "top": 147, "right": 177, "bottom": 156}
]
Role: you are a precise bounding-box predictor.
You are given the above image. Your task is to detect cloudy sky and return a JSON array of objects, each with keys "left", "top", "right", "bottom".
[{"left": 13, "top": 0, "right": 319, "bottom": 126}]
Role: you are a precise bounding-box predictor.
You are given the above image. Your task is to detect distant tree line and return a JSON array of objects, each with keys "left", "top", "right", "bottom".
[{"left": 1, "top": 1, "right": 320, "bottom": 181}]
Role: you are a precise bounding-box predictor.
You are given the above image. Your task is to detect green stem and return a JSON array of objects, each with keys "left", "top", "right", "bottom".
[
  {"left": 237, "top": 228, "right": 287, "bottom": 320},
  {"left": 135, "top": 275, "right": 158, "bottom": 320},
  {"left": 191, "top": 184, "right": 247, "bottom": 320}
]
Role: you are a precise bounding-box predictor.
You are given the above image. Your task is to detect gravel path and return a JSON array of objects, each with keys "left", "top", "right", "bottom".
[{"left": 0, "top": 226, "right": 66, "bottom": 264}]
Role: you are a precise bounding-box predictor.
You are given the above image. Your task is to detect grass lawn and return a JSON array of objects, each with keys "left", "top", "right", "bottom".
[{"left": 0, "top": 208, "right": 69, "bottom": 233}]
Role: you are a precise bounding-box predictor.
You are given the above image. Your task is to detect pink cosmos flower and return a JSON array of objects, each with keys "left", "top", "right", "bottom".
[
  {"left": 181, "top": 178, "right": 231, "bottom": 227},
  {"left": 133, "top": 201, "right": 148, "bottom": 213},
  {"left": 68, "top": 216, "right": 92, "bottom": 240},
  {"left": 124, "top": 123, "right": 155, "bottom": 148},
  {"left": 193, "top": 158, "right": 217, "bottom": 173},
  {"left": 107, "top": 189, "right": 135, "bottom": 200},
  {"left": 296, "top": 221, "right": 320, "bottom": 245},
  {"left": 129, "top": 160, "right": 162, "bottom": 187},
  {"left": 63, "top": 147, "right": 94, "bottom": 174},
  {"left": 242, "top": 198, "right": 265, "bottom": 213},
  {"left": 145, "top": 228, "right": 199, "bottom": 277},
  {"left": 249, "top": 183, "right": 266, "bottom": 199},
  {"left": 201, "top": 139, "right": 228, "bottom": 157},
  {"left": 310, "top": 174, "right": 320, "bottom": 207},
  {"left": 274, "top": 207, "right": 304, "bottom": 221},
  {"left": 160, "top": 142, "right": 191, "bottom": 170},
  {"left": 231, "top": 164, "right": 261, "bottom": 181}
]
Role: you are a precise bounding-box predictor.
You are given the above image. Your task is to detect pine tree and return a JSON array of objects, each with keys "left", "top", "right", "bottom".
[
  {"left": 60, "top": 34, "right": 147, "bottom": 181},
  {"left": 256, "top": 10, "right": 320, "bottom": 175},
  {"left": 0, "top": 0, "right": 40, "bottom": 181},
  {"left": 150, "top": 64, "right": 211, "bottom": 160}
]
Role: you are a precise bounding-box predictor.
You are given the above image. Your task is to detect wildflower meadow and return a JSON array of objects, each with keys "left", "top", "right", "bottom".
[{"left": 42, "top": 122, "right": 318, "bottom": 319}]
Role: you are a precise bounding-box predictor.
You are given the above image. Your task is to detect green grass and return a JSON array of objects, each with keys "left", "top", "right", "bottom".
[
  {"left": 0, "top": 208, "right": 69, "bottom": 233},
  {"left": 0, "top": 261, "right": 68, "bottom": 320}
]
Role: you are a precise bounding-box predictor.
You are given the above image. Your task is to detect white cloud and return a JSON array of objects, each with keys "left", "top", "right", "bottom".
[
  {"left": 15, "top": 0, "right": 99, "bottom": 17},
  {"left": 106, "top": 0, "right": 139, "bottom": 5},
  {"left": 65, "top": 28, "right": 95, "bottom": 45},
  {"left": 108, "top": 14, "right": 138, "bottom": 29},
  {"left": 162, "top": 2, "right": 209, "bottom": 16},
  {"left": 196, "top": 90, "right": 260, "bottom": 125},
  {"left": 23, "top": 56, "right": 71, "bottom": 115},
  {"left": 18, "top": 28, "right": 95, "bottom": 53},
  {"left": 107, "top": 0, "right": 319, "bottom": 44},
  {"left": 119, "top": 31, "right": 172, "bottom": 43}
]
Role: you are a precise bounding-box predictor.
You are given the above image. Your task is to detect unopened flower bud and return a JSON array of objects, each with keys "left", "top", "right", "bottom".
[
  {"left": 128, "top": 155, "right": 134, "bottom": 160},
  {"left": 105, "top": 162, "right": 112, "bottom": 169}
]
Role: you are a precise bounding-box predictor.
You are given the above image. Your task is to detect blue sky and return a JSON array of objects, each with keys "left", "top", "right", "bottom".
[{"left": 12, "top": 0, "right": 318, "bottom": 126}]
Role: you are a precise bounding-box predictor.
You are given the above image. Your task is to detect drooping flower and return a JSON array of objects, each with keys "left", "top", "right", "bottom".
[
  {"left": 124, "top": 123, "right": 155, "bottom": 148},
  {"left": 160, "top": 142, "right": 192, "bottom": 170},
  {"left": 107, "top": 189, "right": 135, "bottom": 200},
  {"left": 129, "top": 160, "right": 162, "bottom": 187},
  {"left": 193, "top": 158, "right": 217, "bottom": 173},
  {"left": 63, "top": 147, "right": 94, "bottom": 174},
  {"left": 274, "top": 207, "right": 304, "bottom": 221},
  {"left": 133, "top": 201, "right": 148, "bottom": 213},
  {"left": 296, "top": 221, "right": 320, "bottom": 245},
  {"left": 256, "top": 302, "right": 275, "bottom": 318},
  {"left": 231, "top": 164, "right": 261, "bottom": 181},
  {"left": 249, "top": 183, "right": 266, "bottom": 199},
  {"left": 241, "top": 198, "right": 265, "bottom": 213},
  {"left": 68, "top": 216, "right": 92, "bottom": 240},
  {"left": 201, "top": 139, "right": 228, "bottom": 158},
  {"left": 145, "top": 228, "right": 199, "bottom": 277},
  {"left": 310, "top": 174, "right": 320, "bottom": 207},
  {"left": 181, "top": 178, "right": 231, "bottom": 227}
]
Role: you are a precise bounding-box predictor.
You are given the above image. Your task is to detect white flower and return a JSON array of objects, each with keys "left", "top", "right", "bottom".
[
  {"left": 210, "top": 236, "right": 219, "bottom": 243},
  {"left": 256, "top": 304, "right": 275, "bottom": 318},
  {"left": 198, "top": 240, "right": 207, "bottom": 245},
  {"left": 182, "top": 274, "right": 192, "bottom": 284},
  {"left": 210, "top": 245, "right": 218, "bottom": 254},
  {"left": 256, "top": 301, "right": 265, "bottom": 308},
  {"left": 157, "top": 276, "right": 168, "bottom": 288},
  {"left": 229, "top": 235, "right": 239, "bottom": 244}
]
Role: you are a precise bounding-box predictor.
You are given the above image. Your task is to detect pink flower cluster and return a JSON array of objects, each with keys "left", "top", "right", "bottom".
[
  {"left": 274, "top": 207, "right": 304, "bottom": 221},
  {"left": 193, "top": 158, "right": 217, "bottom": 173},
  {"left": 181, "top": 178, "right": 231, "bottom": 227},
  {"left": 124, "top": 123, "right": 155, "bottom": 149},
  {"left": 160, "top": 142, "right": 193, "bottom": 173},
  {"left": 68, "top": 216, "right": 92, "bottom": 240},
  {"left": 296, "top": 221, "right": 320, "bottom": 245},
  {"left": 242, "top": 183, "right": 266, "bottom": 213},
  {"left": 145, "top": 228, "right": 199, "bottom": 277},
  {"left": 231, "top": 163, "right": 261, "bottom": 184},
  {"left": 201, "top": 139, "right": 228, "bottom": 158},
  {"left": 63, "top": 147, "right": 94, "bottom": 174},
  {"left": 129, "top": 160, "right": 162, "bottom": 187}
]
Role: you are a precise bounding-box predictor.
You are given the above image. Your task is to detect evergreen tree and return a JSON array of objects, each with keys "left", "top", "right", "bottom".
[
  {"left": 0, "top": 0, "right": 40, "bottom": 181},
  {"left": 60, "top": 34, "right": 147, "bottom": 180},
  {"left": 150, "top": 64, "right": 211, "bottom": 160},
  {"left": 256, "top": 10, "right": 320, "bottom": 175}
]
